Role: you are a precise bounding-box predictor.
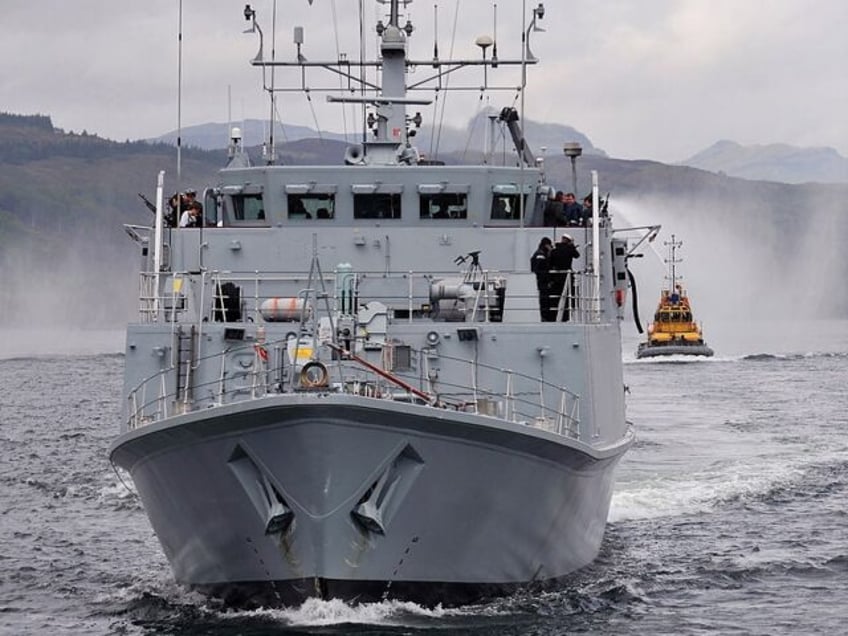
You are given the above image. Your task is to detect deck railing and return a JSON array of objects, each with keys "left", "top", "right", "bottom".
[
  {"left": 126, "top": 337, "right": 581, "bottom": 440},
  {"left": 135, "top": 267, "right": 602, "bottom": 326}
]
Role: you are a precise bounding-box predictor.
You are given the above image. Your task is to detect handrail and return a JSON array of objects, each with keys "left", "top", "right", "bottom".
[
  {"left": 125, "top": 337, "right": 581, "bottom": 439},
  {"left": 135, "top": 267, "right": 603, "bottom": 325}
]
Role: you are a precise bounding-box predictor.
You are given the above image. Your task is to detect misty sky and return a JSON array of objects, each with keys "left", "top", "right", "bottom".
[{"left": 2, "top": 0, "right": 846, "bottom": 162}]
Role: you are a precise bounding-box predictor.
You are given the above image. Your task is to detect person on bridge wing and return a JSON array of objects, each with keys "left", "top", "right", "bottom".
[
  {"left": 531, "top": 237, "right": 554, "bottom": 321},
  {"left": 179, "top": 201, "right": 203, "bottom": 228},
  {"left": 548, "top": 234, "right": 581, "bottom": 322},
  {"left": 580, "top": 195, "right": 593, "bottom": 226},
  {"left": 544, "top": 190, "right": 567, "bottom": 227},
  {"left": 563, "top": 192, "right": 583, "bottom": 226}
]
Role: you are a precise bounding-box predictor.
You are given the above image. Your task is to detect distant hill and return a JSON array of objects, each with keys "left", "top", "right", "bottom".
[
  {"left": 158, "top": 117, "right": 848, "bottom": 186},
  {"left": 2, "top": 110, "right": 847, "bottom": 325},
  {"left": 153, "top": 120, "right": 351, "bottom": 151},
  {"left": 151, "top": 109, "right": 606, "bottom": 159},
  {"left": 679, "top": 140, "right": 848, "bottom": 184},
  {"left": 0, "top": 112, "right": 225, "bottom": 326}
]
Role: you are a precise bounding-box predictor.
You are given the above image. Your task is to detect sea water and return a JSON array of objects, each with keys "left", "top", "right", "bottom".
[{"left": 1, "top": 321, "right": 846, "bottom": 635}]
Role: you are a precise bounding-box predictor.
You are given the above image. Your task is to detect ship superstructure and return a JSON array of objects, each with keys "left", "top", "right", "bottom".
[{"left": 109, "top": 1, "right": 649, "bottom": 607}]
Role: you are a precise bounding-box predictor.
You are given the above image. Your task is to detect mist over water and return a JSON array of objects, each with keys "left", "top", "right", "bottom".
[
  {"left": 613, "top": 192, "right": 848, "bottom": 355},
  {"left": 0, "top": 233, "right": 137, "bottom": 357},
  {"left": 0, "top": 327, "right": 124, "bottom": 359}
]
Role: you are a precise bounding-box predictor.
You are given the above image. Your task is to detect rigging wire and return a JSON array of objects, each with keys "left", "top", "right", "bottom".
[
  {"left": 330, "top": 0, "right": 350, "bottom": 143},
  {"left": 427, "top": 3, "right": 440, "bottom": 158},
  {"left": 272, "top": 101, "right": 290, "bottom": 143},
  {"left": 460, "top": 96, "right": 486, "bottom": 163},
  {"left": 428, "top": 91, "right": 440, "bottom": 159},
  {"left": 432, "top": 0, "right": 461, "bottom": 159},
  {"left": 305, "top": 90, "right": 324, "bottom": 141}
]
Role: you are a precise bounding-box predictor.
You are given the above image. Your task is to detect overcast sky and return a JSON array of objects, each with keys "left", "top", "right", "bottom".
[{"left": 2, "top": 0, "right": 846, "bottom": 162}]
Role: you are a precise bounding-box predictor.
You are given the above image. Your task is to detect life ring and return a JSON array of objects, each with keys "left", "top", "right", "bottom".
[{"left": 300, "top": 361, "right": 329, "bottom": 388}]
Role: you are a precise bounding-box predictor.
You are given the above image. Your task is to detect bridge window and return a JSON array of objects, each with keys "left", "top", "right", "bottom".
[
  {"left": 203, "top": 190, "right": 220, "bottom": 227},
  {"left": 287, "top": 194, "right": 335, "bottom": 220},
  {"left": 354, "top": 193, "right": 401, "bottom": 219},
  {"left": 352, "top": 184, "right": 403, "bottom": 219},
  {"left": 226, "top": 193, "right": 266, "bottom": 224},
  {"left": 419, "top": 192, "right": 468, "bottom": 219},
  {"left": 491, "top": 193, "right": 526, "bottom": 220},
  {"left": 285, "top": 184, "right": 337, "bottom": 220},
  {"left": 491, "top": 184, "right": 532, "bottom": 220}
]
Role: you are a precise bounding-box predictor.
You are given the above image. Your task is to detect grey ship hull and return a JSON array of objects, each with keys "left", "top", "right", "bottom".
[{"left": 110, "top": 394, "right": 631, "bottom": 607}]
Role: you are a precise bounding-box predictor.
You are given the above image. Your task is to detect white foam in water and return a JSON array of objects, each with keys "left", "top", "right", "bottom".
[
  {"left": 98, "top": 478, "right": 137, "bottom": 501},
  {"left": 623, "top": 354, "right": 739, "bottom": 365},
  {"left": 221, "top": 597, "right": 457, "bottom": 627},
  {"left": 609, "top": 456, "right": 814, "bottom": 523},
  {"left": 610, "top": 477, "right": 719, "bottom": 522}
]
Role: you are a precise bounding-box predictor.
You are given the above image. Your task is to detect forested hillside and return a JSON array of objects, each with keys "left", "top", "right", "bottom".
[
  {"left": 0, "top": 113, "right": 222, "bottom": 325},
  {"left": 1, "top": 112, "right": 846, "bottom": 325}
]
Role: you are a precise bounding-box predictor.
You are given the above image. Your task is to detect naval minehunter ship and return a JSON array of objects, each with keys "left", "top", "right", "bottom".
[{"left": 109, "top": 1, "right": 653, "bottom": 607}]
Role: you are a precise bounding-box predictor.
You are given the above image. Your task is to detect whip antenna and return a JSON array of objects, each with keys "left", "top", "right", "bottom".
[
  {"left": 268, "top": 0, "right": 278, "bottom": 164},
  {"left": 492, "top": 3, "right": 498, "bottom": 66},
  {"left": 176, "top": 0, "right": 183, "bottom": 191},
  {"left": 433, "top": 3, "right": 439, "bottom": 63}
]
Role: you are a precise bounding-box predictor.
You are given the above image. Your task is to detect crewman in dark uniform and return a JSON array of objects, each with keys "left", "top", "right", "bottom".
[
  {"left": 544, "top": 191, "right": 567, "bottom": 227},
  {"left": 531, "top": 237, "right": 554, "bottom": 321},
  {"left": 548, "top": 234, "right": 581, "bottom": 321}
]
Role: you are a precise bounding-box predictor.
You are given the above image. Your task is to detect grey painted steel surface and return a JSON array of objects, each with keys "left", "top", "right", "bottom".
[
  {"left": 111, "top": 395, "right": 630, "bottom": 604},
  {"left": 111, "top": 0, "right": 641, "bottom": 607}
]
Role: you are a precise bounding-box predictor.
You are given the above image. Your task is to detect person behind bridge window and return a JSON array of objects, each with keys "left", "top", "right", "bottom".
[
  {"left": 531, "top": 237, "right": 554, "bottom": 321},
  {"left": 493, "top": 197, "right": 510, "bottom": 220},
  {"left": 432, "top": 203, "right": 449, "bottom": 219},
  {"left": 290, "top": 198, "right": 311, "bottom": 219}
]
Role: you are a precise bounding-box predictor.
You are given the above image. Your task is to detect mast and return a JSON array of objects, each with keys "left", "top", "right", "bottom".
[
  {"left": 375, "top": 0, "right": 409, "bottom": 143},
  {"left": 246, "top": 1, "right": 542, "bottom": 166},
  {"left": 664, "top": 234, "right": 683, "bottom": 292}
]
